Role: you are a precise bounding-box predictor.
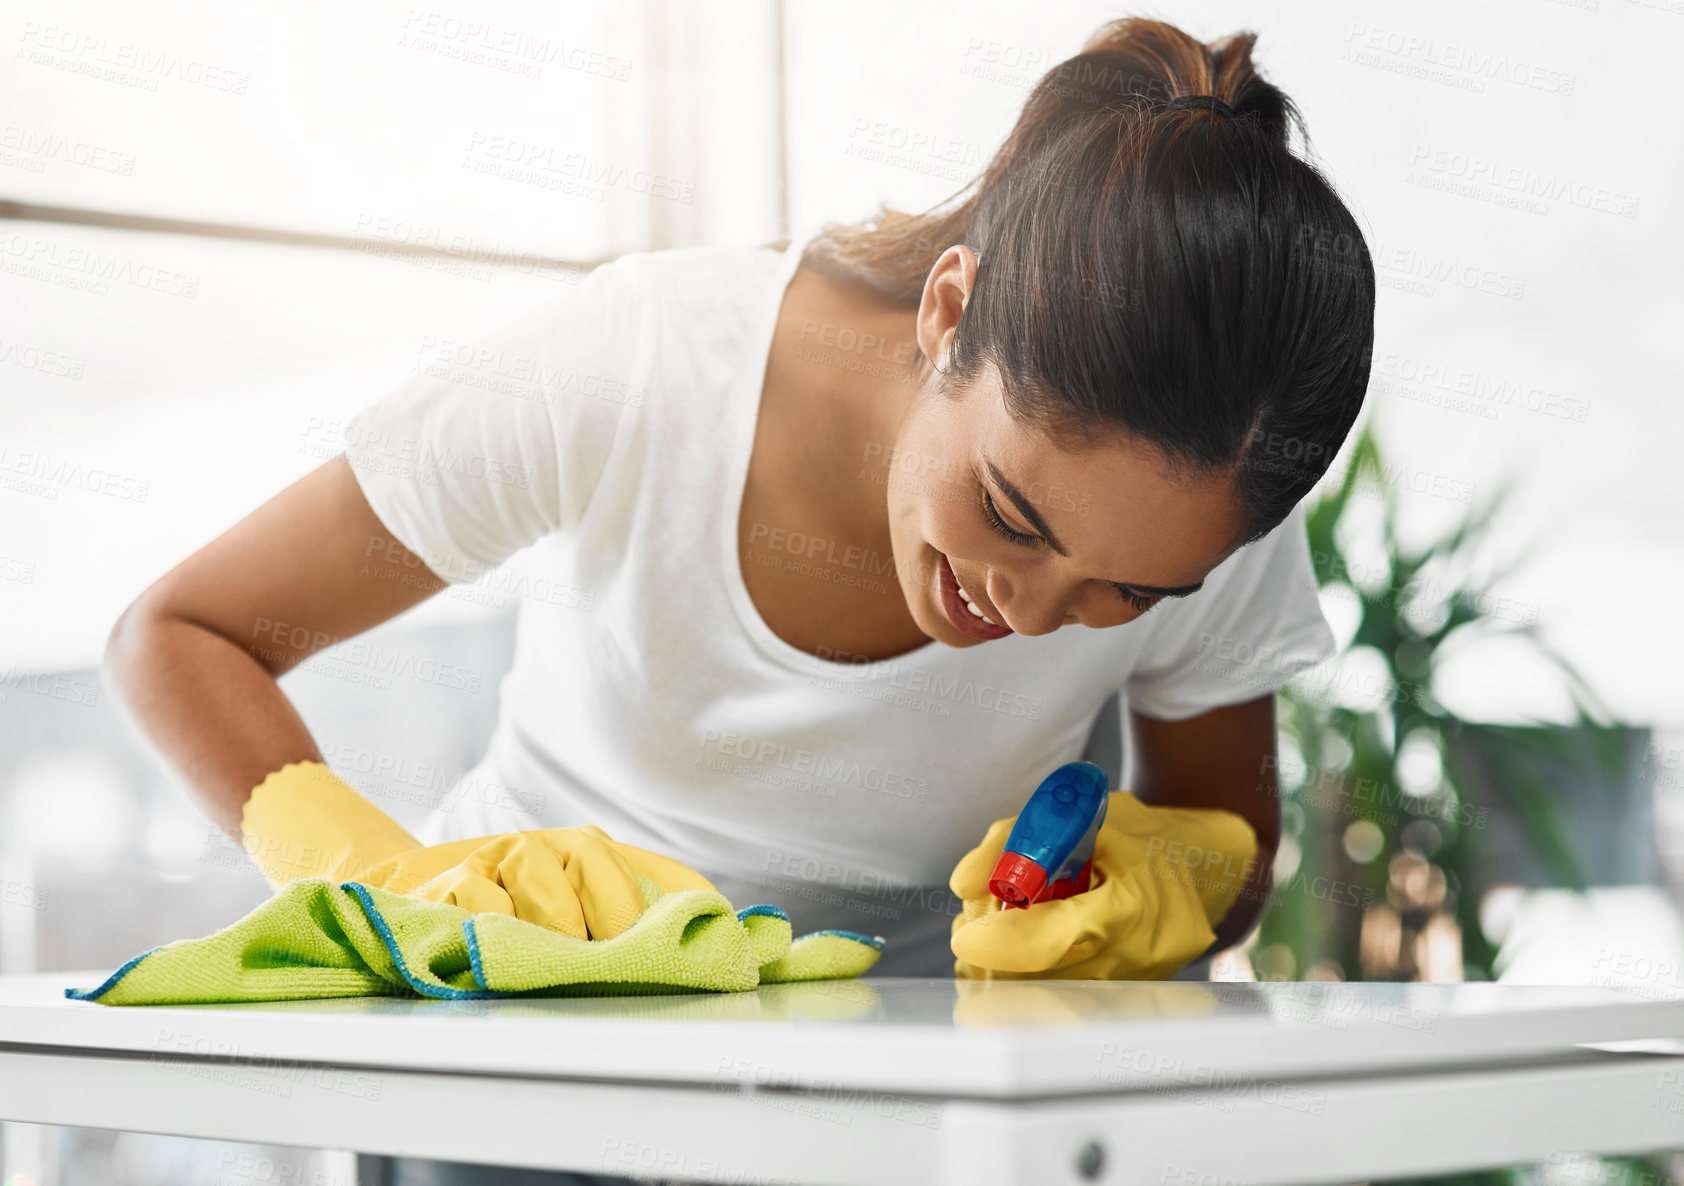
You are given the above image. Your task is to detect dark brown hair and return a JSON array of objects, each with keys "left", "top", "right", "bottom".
[{"left": 803, "top": 17, "right": 1376, "bottom": 545}]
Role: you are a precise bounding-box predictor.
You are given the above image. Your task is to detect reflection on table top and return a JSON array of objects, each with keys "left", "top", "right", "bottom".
[{"left": 6, "top": 973, "right": 1684, "bottom": 1098}]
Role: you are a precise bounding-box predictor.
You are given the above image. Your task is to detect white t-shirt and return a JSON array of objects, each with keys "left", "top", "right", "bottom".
[{"left": 342, "top": 234, "right": 1336, "bottom": 974}]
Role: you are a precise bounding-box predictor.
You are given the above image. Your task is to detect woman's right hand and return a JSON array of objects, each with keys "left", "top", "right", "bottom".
[
  {"left": 241, "top": 758, "right": 717, "bottom": 940},
  {"left": 360, "top": 828, "right": 720, "bottom": 940}
]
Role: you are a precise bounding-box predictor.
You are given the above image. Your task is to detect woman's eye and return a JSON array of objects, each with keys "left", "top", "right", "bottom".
[
  {"left": 1114, "top": 586, "right": 1159, "bottom": 613},
  {"left": 979, "top": 487, "right": 1040, "bottom": 546},
  {"left": 978, "top": 479, "right": 1158, "bottom": 614}
]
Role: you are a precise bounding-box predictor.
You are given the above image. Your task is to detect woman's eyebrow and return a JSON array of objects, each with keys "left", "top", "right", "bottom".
[
  {"left": 983, "top": 458, "right": 1205, "bottom": 598},
  {"left": 985, "top": 459, "right": 1070, "bottom": 553}
]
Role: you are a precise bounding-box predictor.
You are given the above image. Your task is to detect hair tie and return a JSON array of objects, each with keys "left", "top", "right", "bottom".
[{"left": 1163, "top": 94, "right": 1236, "bottom": 118}]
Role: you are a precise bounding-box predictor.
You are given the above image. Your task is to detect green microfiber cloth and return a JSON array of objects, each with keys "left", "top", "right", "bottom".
[{"left": 64, "top": 879, "right": 883, "bottom": 1005}]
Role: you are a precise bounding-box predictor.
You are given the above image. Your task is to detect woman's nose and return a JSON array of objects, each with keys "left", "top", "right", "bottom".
[{"left": 988, "top": 573, "right": 1068, "bottom": 637}]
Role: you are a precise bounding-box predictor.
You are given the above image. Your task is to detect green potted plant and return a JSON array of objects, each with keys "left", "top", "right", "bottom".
[{"left": 1254, "top": 421, "right": 1647, "bottom": 983}]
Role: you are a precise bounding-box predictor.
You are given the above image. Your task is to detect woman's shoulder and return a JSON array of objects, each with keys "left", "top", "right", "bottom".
[
  {"left": 596, "top": 239, "right": 789, "bottom": 313},
  {"left": 497, "top": 239, "right": 789, "bottom": 402},
  {"left": 583, "top": 240, "right": 793, "bottom": 403}
]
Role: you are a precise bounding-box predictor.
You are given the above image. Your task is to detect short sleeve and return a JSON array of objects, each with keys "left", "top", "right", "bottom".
[
  {"left": 340, "top": 257, "right": 652, "bottom": 583},
  {"left": 1124, "top": 501, "right": 1336, "bottom": 721}
]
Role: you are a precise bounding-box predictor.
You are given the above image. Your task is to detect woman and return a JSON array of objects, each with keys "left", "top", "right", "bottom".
[{"left": 106, "top": 16, "right": 1372, "bottom": 1182}]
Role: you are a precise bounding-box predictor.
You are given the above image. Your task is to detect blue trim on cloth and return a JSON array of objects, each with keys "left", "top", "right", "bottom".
[
  {"left": 463, "top": 918, "right": 490, "bottom": 991},
  {"left": 63, "top": 888, "right": 878, "bottom": 1004},
  {"left": 340, "top": 881, "right": 500, "bottom": 1000},
  {"left": 735, "top": 903, "right": 788, "bottom": 922},
  {"left": 63, "top": 945, "right": 166, "bottom": 1000},
  {"left": 799, "top": 928, "right": 886, "bottom": 950}
]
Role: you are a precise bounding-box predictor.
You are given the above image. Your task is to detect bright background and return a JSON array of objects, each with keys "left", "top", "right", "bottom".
[
  {"left": 2, "top": 0, "right": 1677, "bottom": 721},
  {"left": 1, "top": 0, "right": 1681, "bottom": 1180}
]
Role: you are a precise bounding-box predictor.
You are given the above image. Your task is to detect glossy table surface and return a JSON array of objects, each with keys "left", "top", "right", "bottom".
[
  {"left": 8, "top": 972, "right": 1684, "bottom": 1098},
  {"left": 10, "top": 973, "right": 1684, "bottom": 1185}
]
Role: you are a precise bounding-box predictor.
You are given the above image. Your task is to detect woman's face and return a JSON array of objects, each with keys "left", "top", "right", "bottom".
[{"left": 883, "top": 247, "right": 1249, "bottom": 648}]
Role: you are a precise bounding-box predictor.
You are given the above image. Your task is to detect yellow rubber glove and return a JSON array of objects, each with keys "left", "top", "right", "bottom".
[
  {"left": 948, "top": 791, "right": 1259, "bottom": 980},
  {"left": 238, "top": 760, "right": 422, "bottom": 887},
  {"left": 239, "top": 761, "right": 716, "bottom": 940}
]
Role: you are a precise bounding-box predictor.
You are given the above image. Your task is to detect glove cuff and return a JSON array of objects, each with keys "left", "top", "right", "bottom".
[
  {"left": 240, "top": 760, "right": 421, "bottom": 890},
  {"left": 1096, "top": 796, "right": 1261, "bottom": 937}
]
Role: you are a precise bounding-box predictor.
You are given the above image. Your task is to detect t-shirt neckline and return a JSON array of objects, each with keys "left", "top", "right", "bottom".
[{"left": 718, "top": 234, "right": 945, "bottom": 675}]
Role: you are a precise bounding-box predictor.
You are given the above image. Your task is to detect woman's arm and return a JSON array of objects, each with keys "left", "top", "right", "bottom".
[
  {"left": 103, "top": 454, "right": 446, "bottom": 842},
  {"left": 1127, "top": 693, "right": 1280, "bottom": 953}
]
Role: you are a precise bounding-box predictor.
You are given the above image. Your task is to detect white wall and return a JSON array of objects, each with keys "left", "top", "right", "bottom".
[
  {"left": 0, "top": 0, "right": 784, "bottom": 674},
  {"left": 0, "top": 0, "right": 784, "bottom": 255}
]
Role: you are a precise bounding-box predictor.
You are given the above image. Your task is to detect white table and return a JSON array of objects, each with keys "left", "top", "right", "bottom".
[{"left": 3, "top": 972, "right": 1684, "bottom": 1185}]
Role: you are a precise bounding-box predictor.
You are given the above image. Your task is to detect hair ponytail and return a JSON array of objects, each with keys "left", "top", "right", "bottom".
[{"left": 802, "top": 17, "right": 1376, "bottom": 543}]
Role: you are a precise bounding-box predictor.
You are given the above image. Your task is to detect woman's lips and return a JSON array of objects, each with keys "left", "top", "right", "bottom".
[{"left": 936, "top": 552, "right": 1013, "bottom": 641}]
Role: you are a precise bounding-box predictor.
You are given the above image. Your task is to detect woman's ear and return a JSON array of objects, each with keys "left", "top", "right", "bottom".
[{"left": 916, "top": 244, "right": 980, "bottom": 372}]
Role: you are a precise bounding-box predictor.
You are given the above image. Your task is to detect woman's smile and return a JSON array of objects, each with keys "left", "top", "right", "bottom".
[{"left": 934, "top": 550, "right": 1014, "bottom": 641}]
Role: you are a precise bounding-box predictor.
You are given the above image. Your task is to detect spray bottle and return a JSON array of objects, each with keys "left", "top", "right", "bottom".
[{"left": 988, "top": 760, "right": 1111, "bottom": 909}]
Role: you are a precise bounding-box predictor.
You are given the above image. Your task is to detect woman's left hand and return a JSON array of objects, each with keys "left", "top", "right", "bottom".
[{"left": 948, "top": 791, "right": 1259, "bottom": 979}]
